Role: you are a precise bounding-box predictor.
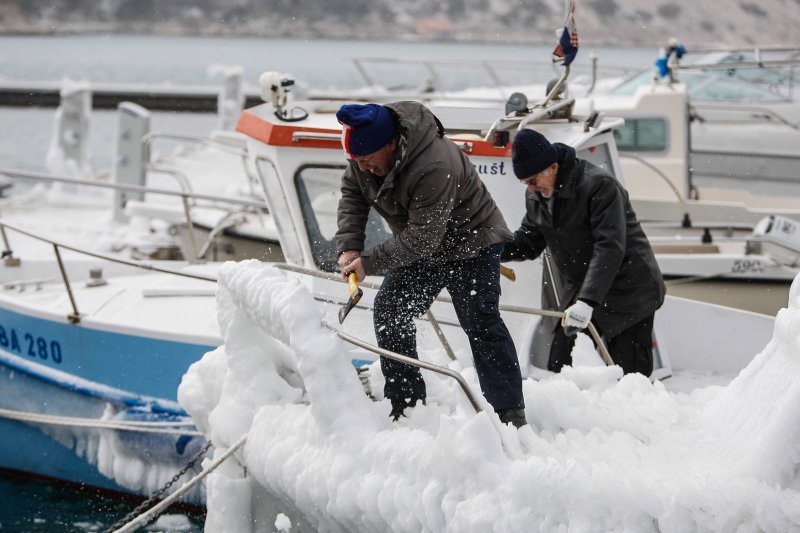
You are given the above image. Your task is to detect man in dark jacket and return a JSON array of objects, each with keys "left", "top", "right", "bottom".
[
  {"left": 334, "top": 101, "right": 526, "bottom": 427},
  {"left": 503, "top": 129, "right": 666, "bottom": 376}
]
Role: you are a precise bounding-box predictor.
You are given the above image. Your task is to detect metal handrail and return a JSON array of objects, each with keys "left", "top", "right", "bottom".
[
  {"left": 0, "top": 220, "right": 616, "bottom": 432},
  {"left": 141, "top": 165, "right": 199, "bottom": 258},
  {"left": 0, "top": 215, "right": 614, "bottom": 379},
  {"left": 497, "top": 305, "right": 614, "bottom": 366},
  {"left": 195, "top": 211, "right": 248, "bottom": 260},
  {"left": 517, "top": 97, "right": 576, "bottom": 132},
  {"left": 618, "top": 152, "right": 689, "bottom": 215},
  {"left": 0, "top": 169, "right": 267, "bottom": 209},
  {"left": 673, "top": 59, "right": 800, "bottom": 72},
  {"left": 141, "top": 131, "right": 264, "bottom": 199},
  {"left": 336, "top": 330, "right": 483, "bottom": 413},
  {"left": 142, "top": 132, "right": 263, "bottom": 216},
  {"left": 292, "top": 132, "right": 342, "bottom": 142},
  {"left": 0, "top": 222, "right": 486, "bottom": 406},
  {"left": 425, "top": 309, "right": 457, "bottom": 361},
  {"left": 682, "top": 46, "right": 800, "bottom": 55},
  {"left": 688, "top": 103, "right": 798, "bottom": 129},
  {"left": 271, "top": 262, "right": 615, "bottom": 366},
  {"left": 0, "top": 219, "right": 217, "bottom": 282},
  {"left": 0, "top": 168, "right": 270, "bottom": 264},
  {"left": 147, "top": 164, "right": 193, "bottom": 195},
  {"left": 349, "top": 56, "right": 632, "bottom": 98},
  {"left": 0, "top": 218, "right": 218, "bottom": 324},
  {"left": 537, "top": 65, "right": 571, "bottom": 110},
  {"left": 483, "top": 96, "right": 576, "bottom": 143},
  {"left": 141, "top": 132, "right": 248, "bottom": 164}
]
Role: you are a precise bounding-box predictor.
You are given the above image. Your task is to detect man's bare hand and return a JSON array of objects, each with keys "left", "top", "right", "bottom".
[
  {"left": 343, "top": 257, "right": 367, "bottom": 282},
  {"left": 338, "top": 250, "right": 362, "bottom": 279}
]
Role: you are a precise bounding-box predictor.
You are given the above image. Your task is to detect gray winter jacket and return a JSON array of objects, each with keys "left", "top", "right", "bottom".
[
  {"left": 503, "top": 144, "right": 665, "bottom": 338},
  {"left": 335, "top": 101, "right": 511, "bottom": 275}
]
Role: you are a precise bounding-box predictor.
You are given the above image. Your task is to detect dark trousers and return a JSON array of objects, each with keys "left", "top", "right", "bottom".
[
  {"left": 548, "top": 313, "right": 655, "bottom": 376},
  {"left": 373, "top": 243, "right": 524, "bottom": 412}
]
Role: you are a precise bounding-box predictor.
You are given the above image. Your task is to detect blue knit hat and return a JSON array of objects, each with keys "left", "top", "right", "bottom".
[
  {"left": 336, "top": 104, "right": 397, "bottom": 158},
  {"left": 512, "top": 129, "right": 558, "bottom": 179}
]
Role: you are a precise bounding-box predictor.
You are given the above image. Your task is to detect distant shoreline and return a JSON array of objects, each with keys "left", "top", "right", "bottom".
[
  {"left": 0, "top": 28, "right": 680, "bottom": 49},
  {"left": 1, "top": 0, "right": 795, "bottom": 51}
]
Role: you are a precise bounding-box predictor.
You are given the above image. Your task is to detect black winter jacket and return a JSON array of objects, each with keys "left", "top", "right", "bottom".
[
  {"left": 335, "top": 101, "right": 511, "bottom": 275},
  {"left": 503, "top": 144, "right": 665, "bottom": 338}
]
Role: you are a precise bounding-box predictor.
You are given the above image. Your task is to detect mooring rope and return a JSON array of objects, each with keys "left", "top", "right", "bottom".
[
  {"left": 113, "top": 434, "right": 249, "bottom": 533},
  {"left": 0, "top": 407, "right": 202, "bottom": 436}
]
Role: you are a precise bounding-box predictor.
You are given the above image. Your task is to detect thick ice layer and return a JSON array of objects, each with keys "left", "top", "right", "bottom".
[{"left": 179, "top": 261, "right": 800, "bottom": 532}]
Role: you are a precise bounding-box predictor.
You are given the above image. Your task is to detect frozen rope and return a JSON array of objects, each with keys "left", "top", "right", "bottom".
[
  {"left": 104, "top": 438, "right": 213, "bottom": 533},
  {"left": 0, "top": 407, "right": 202, "bottom": 436},
  {"left": 112, "top": 434, "right": 249, "bottom": 533}
]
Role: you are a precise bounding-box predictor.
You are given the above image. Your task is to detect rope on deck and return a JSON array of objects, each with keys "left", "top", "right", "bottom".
[{"left": 0, "top": 407, "right": 201, "bottom": 436}]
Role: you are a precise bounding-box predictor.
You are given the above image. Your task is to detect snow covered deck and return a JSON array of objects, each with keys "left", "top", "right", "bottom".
[{"left": 180, "top": 261, "right": 800, "bottom": 532}]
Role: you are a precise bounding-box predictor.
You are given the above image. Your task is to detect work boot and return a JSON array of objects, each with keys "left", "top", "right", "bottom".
[{"left": 497, "top": 408, "right": 528, "bottom": 428}]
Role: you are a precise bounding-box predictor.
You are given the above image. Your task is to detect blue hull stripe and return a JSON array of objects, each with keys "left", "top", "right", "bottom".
[{"left": 0, "top": 306, "right": 217, "bottom": 401}]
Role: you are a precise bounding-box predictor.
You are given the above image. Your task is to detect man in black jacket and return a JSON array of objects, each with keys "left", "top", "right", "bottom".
[{"left": 503, "top": 129, "right": 666, "bottom": 376}]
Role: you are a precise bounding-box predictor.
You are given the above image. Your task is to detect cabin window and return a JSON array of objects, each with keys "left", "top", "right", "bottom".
[
  {"left": 295, "top": 165, "right": 391, "bottom": 272},
  {"left": 613, "top": 118, "right": 667, "bottom": 152}
]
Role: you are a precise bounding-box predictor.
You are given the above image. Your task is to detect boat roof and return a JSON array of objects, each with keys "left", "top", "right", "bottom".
[{"left": 236, "top": 96, "right": 625, "bottom": 157}]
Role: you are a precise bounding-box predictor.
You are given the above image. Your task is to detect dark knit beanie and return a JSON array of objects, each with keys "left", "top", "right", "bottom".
[
  {"left": 512, "top": 129, "right": 558, "bottom": 179},
  {"left": 336, "top": 103, "right": 397, "bottom": 158}
]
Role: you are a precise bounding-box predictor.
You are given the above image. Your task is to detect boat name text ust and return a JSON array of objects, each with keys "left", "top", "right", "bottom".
[{"left": 474, "top": 161, "right": 508, "bottom": 177}]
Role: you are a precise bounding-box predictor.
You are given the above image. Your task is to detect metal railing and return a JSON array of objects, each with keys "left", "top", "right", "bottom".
[
  {"left": 0, "top": 218, "right": 217, "bottom": 323},
  {"left": 141, "top": 132, "right": 248, "bottom": 163},
  {"left": 336, "top": 330, "right": 483, "bottom": 413},
  {"left": 349, "top": 56, "right": 633, "bottom": 100},
  {"left": 0, "top": 217, "right": 615, "bottom": 410},
  {"left": 0, "top": 168, "right": 268, "bottom": 261},
  {"left": 0, "top": 221, "right": 486, "bottom": 410},
  {"left": 271, "top": 262, "right": 615, "bottom": 366},
  {"left": 688, "top": 103, "right": 799, "bottom": 130},
  {"left": 618, "top": 152, "right": 690, "bottom": 223},
  {"left": 665, "top": 47, "right": 799, "bottom": 97}
]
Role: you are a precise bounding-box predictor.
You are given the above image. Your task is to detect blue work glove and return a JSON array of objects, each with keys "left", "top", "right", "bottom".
[{"left": 562, "top": 300, "right": 593, "bottom": 337}]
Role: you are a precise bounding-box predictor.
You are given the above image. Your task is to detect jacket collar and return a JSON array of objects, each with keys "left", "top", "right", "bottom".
[
  {"left": 553, "top": 143, "right": 580, "bottom": 200},
  {"left": 377, "top": 102, "right": 440, "bottom": 196}
]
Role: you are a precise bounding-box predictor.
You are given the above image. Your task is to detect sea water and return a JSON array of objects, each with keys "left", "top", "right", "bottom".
[
  {"left": 0, "top": 34, "right": 654, "bottom": 530},
  {"left": 0, "top": 470, "right": 204, "bottom": 531}
]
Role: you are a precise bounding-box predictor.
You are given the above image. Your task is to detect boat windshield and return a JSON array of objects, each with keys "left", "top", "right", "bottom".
[
  {"left": 609, "top": 69, "right": 790, "bottom": 104},
  {"left": 295, "top": 165, "right": 391, "bottom": 272},
  {"left": 693, "top": 51, "right": 799, "bottom": 86}
]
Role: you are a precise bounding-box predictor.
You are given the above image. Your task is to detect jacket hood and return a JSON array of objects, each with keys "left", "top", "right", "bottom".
[{"left": 385, "top": 101, "right": 441, "bottom": 176}]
